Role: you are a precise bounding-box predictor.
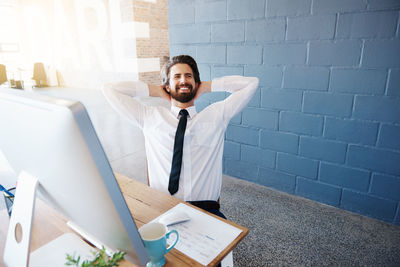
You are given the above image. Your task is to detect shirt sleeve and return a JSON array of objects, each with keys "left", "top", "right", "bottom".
[
  {"left": 211, "top": 75, "right": 259, "bottom": 124},
  {"left": 102, "top": 80, "right": 150, "bottom": 129}
]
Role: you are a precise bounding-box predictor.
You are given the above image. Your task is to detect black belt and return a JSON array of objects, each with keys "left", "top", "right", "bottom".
[{"left": 187, "top": 200, "right": 220, "bottom": 210}]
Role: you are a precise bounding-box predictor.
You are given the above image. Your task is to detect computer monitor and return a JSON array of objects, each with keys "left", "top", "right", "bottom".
[{"left": 0, "top": 89, "right": 149, "bottom": 266}]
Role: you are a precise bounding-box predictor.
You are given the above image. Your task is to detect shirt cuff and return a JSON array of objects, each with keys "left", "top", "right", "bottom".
[
  {"left": 212, "top": 76, "right": 245, "bottom": 93},
  {"left": 211, "top": 76, "right": 225, "bottom": 92},
  {"left": 135, "top": 80, "right": 150, "bottom": 97}
]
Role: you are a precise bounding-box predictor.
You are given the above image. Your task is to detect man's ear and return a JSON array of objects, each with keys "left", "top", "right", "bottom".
[{"left": 164, "top": 85, "right": 171, "bottom": 94}]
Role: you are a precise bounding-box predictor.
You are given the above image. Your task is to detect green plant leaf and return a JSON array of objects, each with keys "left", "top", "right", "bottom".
[{"left": 65, "top": 247, "right": 126, "bottom": 267}]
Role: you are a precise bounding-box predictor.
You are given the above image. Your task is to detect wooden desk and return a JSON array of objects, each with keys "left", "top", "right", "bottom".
[{"left": 0, "top": 173, "right": 248, "bottom": 266}]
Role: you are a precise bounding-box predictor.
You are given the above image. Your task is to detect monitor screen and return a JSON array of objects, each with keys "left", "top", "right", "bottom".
[{"left": 0, "top": 89, "right": 149, "bottom": 266}]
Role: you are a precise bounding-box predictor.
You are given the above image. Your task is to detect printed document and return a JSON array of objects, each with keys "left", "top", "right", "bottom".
[{"left": 153, "top": 203, "right": 242, "bottom": 266}]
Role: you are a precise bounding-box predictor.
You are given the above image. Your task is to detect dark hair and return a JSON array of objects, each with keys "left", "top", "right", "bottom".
[{"left": 161, "top": 55, "right": 201, "bottom": 87}]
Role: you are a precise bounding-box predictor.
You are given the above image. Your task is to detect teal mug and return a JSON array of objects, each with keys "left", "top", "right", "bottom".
[{"left": 139, "top": 222, "right": 179, "bottom": 267}]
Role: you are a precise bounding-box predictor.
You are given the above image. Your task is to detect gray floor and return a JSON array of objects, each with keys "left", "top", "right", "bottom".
[{"left": 1, "top": 87, "right": 400, "bottom": 266}]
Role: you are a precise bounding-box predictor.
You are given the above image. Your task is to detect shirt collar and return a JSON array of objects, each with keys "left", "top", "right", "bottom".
[{"left": 170, "top": 104, "right": 197, "bottom": 119}]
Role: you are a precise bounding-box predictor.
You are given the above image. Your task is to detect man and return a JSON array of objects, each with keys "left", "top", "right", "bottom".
[{"left": 103, "top": 55, "right": 259, "bottom": 218}]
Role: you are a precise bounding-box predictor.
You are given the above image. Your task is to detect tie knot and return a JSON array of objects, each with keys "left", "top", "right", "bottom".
[{"left": 179, "top": 109, "right": 189, "bottom": 117}]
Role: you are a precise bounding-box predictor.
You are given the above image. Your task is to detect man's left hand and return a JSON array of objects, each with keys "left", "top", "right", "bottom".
[{"left": 195, "top": 81, "right": 212, "bottom": 100}]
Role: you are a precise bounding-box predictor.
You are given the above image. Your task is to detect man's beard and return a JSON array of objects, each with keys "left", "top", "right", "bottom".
[{"left": 170, "top": 83, "right": 198, "bottom": 103}]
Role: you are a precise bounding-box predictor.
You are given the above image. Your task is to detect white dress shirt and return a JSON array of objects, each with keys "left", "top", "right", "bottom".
[{"left": 102, "top": 76, "right": 259, "bottom": 201}]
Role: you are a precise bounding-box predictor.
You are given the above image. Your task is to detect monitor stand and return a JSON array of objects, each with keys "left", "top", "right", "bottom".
[
  {"left": 3, "top": 172, "right": 95, "bottom": 267},
  {"left": 3, "top": 171, "right": 38, "bottom": 266}
]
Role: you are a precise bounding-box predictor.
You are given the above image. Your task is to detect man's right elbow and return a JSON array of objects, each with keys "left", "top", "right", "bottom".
[
  {"left": 101, "top": 83, "right": 114, "bottom": 99},
  {"left": 250, "top": 77, "right": 259, "bottom": 87}
]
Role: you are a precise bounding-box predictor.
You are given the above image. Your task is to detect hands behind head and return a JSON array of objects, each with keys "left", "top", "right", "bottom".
[
  {"left": 149, "top": 84, "right": 171, "bottom": 102},
  {"left": 194, "top": 81, "right": 211, "bottom": 100}
]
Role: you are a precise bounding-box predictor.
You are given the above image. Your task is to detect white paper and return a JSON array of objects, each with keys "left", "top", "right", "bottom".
[
  {"left": 152, "top": 203, "right": 242, "bottom": 266},
  {"left": 29, "top": 233, "right": 94, "bottom": 267}
]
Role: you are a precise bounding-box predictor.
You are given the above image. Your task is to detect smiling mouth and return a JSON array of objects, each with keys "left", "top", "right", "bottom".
[
  {"left": 177, "top": 84, "right": 192, "bottom": 93},
  {"left": 179, "top": 87, "right": 190, "bottom": 92}
]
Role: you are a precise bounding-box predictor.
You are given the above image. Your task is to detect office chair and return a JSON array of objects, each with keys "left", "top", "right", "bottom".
[
  {"left": 0, "top": 64, "right": 7, "bottom": 86},
  {"left": 32, "top": 62, "right": 47, "bottom": 88}
]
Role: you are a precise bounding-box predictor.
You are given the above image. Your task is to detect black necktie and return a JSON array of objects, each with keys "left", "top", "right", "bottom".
[{"left": 168, "top": 109, "right": 189, "bottom": 195}]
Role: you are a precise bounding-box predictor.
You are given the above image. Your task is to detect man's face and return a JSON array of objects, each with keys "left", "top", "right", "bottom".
[{"left": 167, "top": 63, "right": 198, "bottom": 103}]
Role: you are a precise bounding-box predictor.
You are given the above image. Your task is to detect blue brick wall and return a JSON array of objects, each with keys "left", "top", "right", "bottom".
[{"left": 168, "top": 0, "right": 400, "bottom": 225}]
